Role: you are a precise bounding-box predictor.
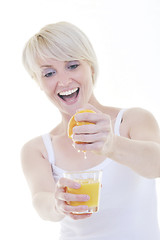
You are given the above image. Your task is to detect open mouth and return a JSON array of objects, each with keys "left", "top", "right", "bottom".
[{"left": 58, "top": 87, "right": 80, "bottom": 103}]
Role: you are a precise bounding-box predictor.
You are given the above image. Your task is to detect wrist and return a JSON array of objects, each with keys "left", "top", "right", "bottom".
[{"left": 107, "top": 134, "right": 117, "bottom": 159}]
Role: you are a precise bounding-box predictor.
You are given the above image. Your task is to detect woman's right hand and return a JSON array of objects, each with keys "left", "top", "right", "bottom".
[{"left": 55, "top": 177, "right": 92, "bottom": 220}]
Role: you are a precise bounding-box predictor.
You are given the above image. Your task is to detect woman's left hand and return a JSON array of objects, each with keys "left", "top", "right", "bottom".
[{"left": 72, "top": 107, "right": 114, "bottom": 156}]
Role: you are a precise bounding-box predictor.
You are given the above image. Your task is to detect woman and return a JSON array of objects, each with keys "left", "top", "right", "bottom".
[{"left": 21, "top": 22, "right": 160, "bottom": 239}]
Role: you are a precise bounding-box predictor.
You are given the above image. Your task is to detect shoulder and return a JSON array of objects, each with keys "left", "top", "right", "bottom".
[
  {"left": 21, "top": 136, "right": 48, "bottom": 173},
  {"left": 124, "top": 108, "right": 160, "bottom": 142},
  {"left": 21, "top": 136, "right": 45, "bottom": 157},
  {"left": 124, "top": 107, "right": 158, "bottom": 127}
]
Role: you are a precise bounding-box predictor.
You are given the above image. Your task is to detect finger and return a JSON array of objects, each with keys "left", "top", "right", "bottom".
[
  {"left": 57, "top": 192, "right": 90, "bottom": 202},
  {"left": 56, "top": 198, "right": 89, "bottom": 214},
  {"left": 75, "top": 112, "right": 110, "bottom": 124},
  {"left": 58, "top": 177, "right": 81, "bottom": 189},
  {"left": 73, "top": 123, "right": 111, "bottom": 135},
  {"left": 56, "top": 196, "right": 90, "bottom": 216},
  {"left": 73, "top": 132, "right": 107, "bottom": 143},
  {"left": 73, "top": 124, "right": 96, "bottom": 134},
  {"left": 74, "top": 141, "right": 103, "bottom": 152},
  {"left": 68, "top": 212, "right": 92, "bottom": 220},
  {"left": 62, "top": 204, "right": 89, "bottom": 213}
]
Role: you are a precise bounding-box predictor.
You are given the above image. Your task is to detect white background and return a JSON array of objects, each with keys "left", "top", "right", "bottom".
[{"left": 0, "top": 0, "right": 160, "bottom": 239}]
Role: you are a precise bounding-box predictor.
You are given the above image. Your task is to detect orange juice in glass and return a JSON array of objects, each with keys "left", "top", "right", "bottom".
[{"left": 63, "top": 170, "right": 102, "bottom": 214}]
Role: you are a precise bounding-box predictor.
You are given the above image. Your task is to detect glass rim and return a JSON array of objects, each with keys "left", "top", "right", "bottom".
[{"left": 63, "top": 170, "right": 102, "bottom": 175}]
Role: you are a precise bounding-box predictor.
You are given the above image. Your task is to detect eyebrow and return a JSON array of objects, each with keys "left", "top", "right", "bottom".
[{"left": 40, "top": 65, "right": 53, "bottom": 68}]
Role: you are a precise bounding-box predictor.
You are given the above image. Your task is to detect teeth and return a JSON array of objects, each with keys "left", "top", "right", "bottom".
[{"left": 59, "top": 87, "right": 78, "bottom": 96}]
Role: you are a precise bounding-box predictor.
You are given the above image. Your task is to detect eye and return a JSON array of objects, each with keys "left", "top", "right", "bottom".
[
  {"left": 68, "top": 64, "right": 79, "bottom": 70},
  {"left": 43, "top": 69, "right": 56, "bottom": 78},
  {"left": 67, "top": 61, "right": 80, "bottom": 70}
]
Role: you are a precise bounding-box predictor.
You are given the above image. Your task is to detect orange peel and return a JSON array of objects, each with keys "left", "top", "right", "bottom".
[{"left": 67, "top": 109, "right": 95, "bottom": 142}]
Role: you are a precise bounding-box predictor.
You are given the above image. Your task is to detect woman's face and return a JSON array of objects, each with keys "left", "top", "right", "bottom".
[{"left": 38, "top": 59, "right": 94, "bottom": 117}]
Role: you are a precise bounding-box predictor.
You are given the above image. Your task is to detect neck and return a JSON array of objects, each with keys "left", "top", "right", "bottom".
[{"left": 88, "top": 94, "right": 103, "bottom": 109}]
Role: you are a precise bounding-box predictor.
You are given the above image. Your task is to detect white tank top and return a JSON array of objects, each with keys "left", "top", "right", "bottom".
[{"left": 42, "top": 109, "right": 160, "bottom": 240}]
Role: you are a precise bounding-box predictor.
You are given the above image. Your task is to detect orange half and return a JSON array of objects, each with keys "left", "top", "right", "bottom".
[{"left": 68, "top": 109, "right": 95, "bottom": 140}]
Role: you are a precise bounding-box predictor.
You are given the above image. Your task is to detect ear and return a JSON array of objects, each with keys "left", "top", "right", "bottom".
[
  {"left": 90, "top": 66, "right": 95, "bottom": 84},
  {"left": 90, "top": 65, "right": 94, "bottom": 75},
  {"left": 91, "top": 66, "right": 95, "bottom": 80}
]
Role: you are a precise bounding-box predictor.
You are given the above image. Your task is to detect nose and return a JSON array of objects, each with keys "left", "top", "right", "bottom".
[
  {"left": 58, "top": 79, "right": 73, "bottom": 87},
  {"left": 57, "top": 72, "right": 73, "bottom": 87}
]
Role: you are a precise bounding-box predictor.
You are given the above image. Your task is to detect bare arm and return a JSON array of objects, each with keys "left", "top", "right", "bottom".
[
  {"left": 111, "top": 135, "right": 160, "bottom": 178},
  {"left": 21, "top": 137, "right": 91, "bottom": 221},
  {"left": 73, "top": 107, "right": 160, "bottom": 178},
  {"left": 21, "top": 138, "right": 64, "bottom": 222},
  {"left": 110, "top": 108, "right": 160, "bottom": 178},
  {"left": 32, "top": 191, "right": 64, "bottom": 222}
]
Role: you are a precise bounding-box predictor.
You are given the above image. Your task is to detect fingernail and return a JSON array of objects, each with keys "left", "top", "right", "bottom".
[
  {"left": 74, "top": 182, "right": 81, "bottom": 188},
  {"left": 85, "top": 195, "right": 90, "bottom": 200}
]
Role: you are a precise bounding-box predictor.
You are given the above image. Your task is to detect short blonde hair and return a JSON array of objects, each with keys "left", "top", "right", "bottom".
[{"left": 22, "top": 22, "right": 98, "bottom": 84}]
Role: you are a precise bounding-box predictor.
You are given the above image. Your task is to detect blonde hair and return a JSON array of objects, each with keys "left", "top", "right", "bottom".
[{"left": 22, "top": 22, "right": 98, "bottom": 84}]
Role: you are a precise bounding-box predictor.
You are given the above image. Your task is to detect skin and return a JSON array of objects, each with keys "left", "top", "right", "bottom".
[{"left": 21, "top": 59, "right": 160, "bottom": 222}]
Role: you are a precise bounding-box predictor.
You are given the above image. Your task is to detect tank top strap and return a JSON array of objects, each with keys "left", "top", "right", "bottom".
[
  {"left": 114, "top": 109, "right": 127, "bottom": 136},
  {"left": 42, "top": 134, "right": 55, "bottom": 165}
]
